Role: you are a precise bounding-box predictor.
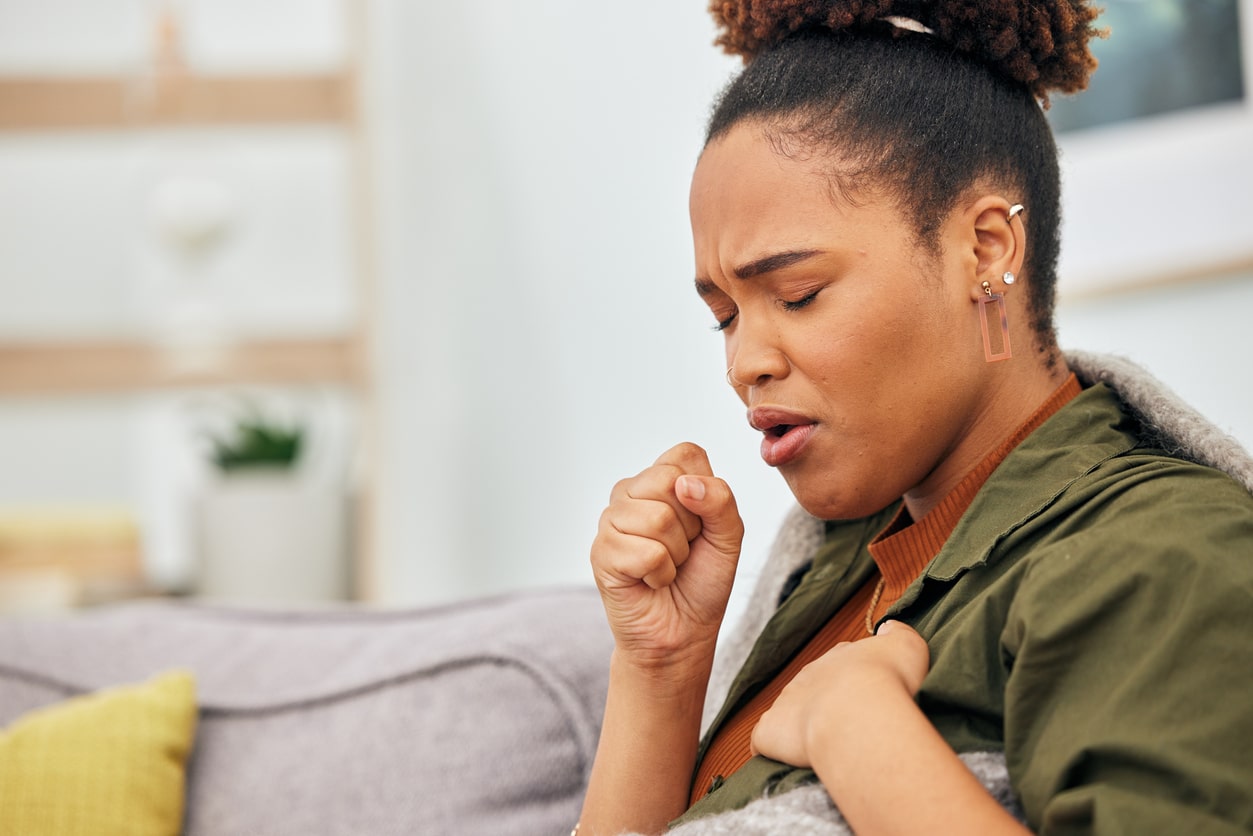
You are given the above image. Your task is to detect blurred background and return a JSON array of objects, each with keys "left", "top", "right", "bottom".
[{"left": 0, "top": 0, "right": 1249, "bottom": 621}]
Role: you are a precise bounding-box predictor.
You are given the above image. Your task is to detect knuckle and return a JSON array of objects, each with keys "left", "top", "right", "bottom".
[
  {"left": 711, "top": 478, "right": 739, "bottom": 508},
  {"left": 644, "top": 560, "right": 677, "bottom": 588},
  {"left": 609, "top": 477, "right": 632, "bottom": 502},
  {"left": 680, "top": 515, "right": 703, "bottom": 541},
  {"left": 641, "top": 499, "right": 677, "bottom": 532},
  {"left": 670, "top": 537, "right": 692, "bottom": 566},
  {"left": 671, "top": 441, "right": 704, "bottom": 460},
  {"left": 652, "top": 463, "right": 686, "bottom": 483},
  {"left": 624, "top": 465, "right": 681, "bottom": 500},
  {"left": 658, "top": 441, "right": 709, "bottom": 471},
  {"left": 616, "top": 537, "right": 667, "bottom": 576},
  {"left": 909, "top": 630, "right": 931, "bottom": 656},
  {"left": 596, "top": 506, "right": 621, "bottom": 539},
  {"left": 642, "top": 538, "right": 671, "bottom": 568},
  {"left": 589, "top": 532, "right": 623, "bottom": 569}
]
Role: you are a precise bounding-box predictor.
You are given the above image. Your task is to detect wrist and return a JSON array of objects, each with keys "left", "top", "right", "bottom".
[
  {"left": 610, "top": 644, "right": 716, "bottom": 698},
  {"left": 613, "top": 634, "right": 721, "bottom": 681},
  {"left": 582, "top": 655, "right": 711, "bottom": 836}
]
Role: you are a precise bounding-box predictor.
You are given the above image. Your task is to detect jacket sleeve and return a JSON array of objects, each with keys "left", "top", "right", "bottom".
[{"left": 1001, "top": 467, "right": 1253, "bottom": 835}]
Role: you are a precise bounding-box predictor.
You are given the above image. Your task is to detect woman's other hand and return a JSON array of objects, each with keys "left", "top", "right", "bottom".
[
  {"left": 590, "top": 442, "right": 744, "bottom": 676},
  {"left": 750, "top": 620, "right": 930, "bottom": 768}
]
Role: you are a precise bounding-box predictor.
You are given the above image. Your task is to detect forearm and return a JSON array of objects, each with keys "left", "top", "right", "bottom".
[
  {"left": 578, "top": 651, "right": 712, "bottom": 836},
  {"left": 809, "top": 682, "right": 1029, "bottom": 836}
]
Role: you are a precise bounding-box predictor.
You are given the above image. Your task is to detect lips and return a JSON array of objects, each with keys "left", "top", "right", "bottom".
[{"left": 748, "top": 407, "right": 818, "bottom": 468}]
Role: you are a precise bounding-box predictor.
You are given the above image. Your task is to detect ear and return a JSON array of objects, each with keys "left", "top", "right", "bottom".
[{"left": 964, "top": 195, "right": 1027, "bottom": 302}]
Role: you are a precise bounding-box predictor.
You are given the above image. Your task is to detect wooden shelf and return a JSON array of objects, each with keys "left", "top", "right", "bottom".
[
  {"left": 0, "top": 337, "right": 362, "bottom": 394},
  {"left": 0, "top": 73, "right": 352, "bottom": 130}
]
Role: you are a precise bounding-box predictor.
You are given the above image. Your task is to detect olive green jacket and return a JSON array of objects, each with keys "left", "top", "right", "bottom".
[{"left": 676, "top": 372, "right": 1253, "bottom": 834}]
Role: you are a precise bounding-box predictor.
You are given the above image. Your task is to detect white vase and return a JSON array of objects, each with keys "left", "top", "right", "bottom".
[{"left": 195, "top": 468, "right": 349, "bottom": 604}]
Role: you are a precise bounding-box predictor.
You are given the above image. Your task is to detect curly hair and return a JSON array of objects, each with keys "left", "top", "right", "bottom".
[
  {"left": 711, "top": 0, "right": 1102, "bottom": 101},
  {"left": 704, "top": 0, "right": 1105, "bottom": 359}
]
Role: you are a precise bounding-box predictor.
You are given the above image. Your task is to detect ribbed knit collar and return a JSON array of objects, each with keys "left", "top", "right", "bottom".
[{"left": 869, "top": 374, "right": 1083, "bottom": 601}]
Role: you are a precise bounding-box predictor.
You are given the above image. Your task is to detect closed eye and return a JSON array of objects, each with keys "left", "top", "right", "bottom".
[
  {"left": 712, "top": 312, "right": 737, "bottom": 332},
  {"left": 781, "top": 289, "right": 821, "bottom": 311}
]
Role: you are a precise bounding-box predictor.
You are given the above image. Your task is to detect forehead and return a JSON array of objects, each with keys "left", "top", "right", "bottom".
[
  {"left": 691, "top": 125, "right": 828, "bottom": 234},
  {"left": 689, "top": 124, "right": 901, "bottom": 271}
]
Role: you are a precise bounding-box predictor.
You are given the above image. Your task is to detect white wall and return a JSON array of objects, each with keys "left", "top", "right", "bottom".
[
  {"left": 365, "top": 2, "right": 796, "bottom": 613},
  {"left": 1056, "top": 271, "right": 1253, "bottom": 445}
]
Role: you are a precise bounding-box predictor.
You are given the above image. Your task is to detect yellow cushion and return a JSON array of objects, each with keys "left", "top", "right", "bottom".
[{"left": 0, "top": 670, "right": 197, "bottom": 836}]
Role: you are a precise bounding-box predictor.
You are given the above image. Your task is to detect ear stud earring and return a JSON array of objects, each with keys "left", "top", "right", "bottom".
[{"left": 1003, "top": 271, "right": 1016, "bottom": 285}]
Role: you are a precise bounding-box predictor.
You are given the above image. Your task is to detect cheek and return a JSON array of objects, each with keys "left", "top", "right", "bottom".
[
  {"left": 789, "top": 310, "right": 879, "bottom": 382},
  {"left": 801, "top": 282, "right": 924, "bottom": 372},
  {"left": 875, "top": 283, "right": 962, "bottom": 364}
]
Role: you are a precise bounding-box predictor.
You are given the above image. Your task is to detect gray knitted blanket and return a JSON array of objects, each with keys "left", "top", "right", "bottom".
[{"left": 632, "top": 351, "right": 1253, "bottom": 835}]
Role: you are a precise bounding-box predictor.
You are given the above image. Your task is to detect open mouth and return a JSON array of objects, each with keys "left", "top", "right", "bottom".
[
  {"left": 765, "top": 424, "right": 794, "bottom": 439},
  {"left": 755, "top": 422, "right": 817, "bottom": 467},
  {"left": 748, "top": 407, "right": 817, "bottom": 466}
]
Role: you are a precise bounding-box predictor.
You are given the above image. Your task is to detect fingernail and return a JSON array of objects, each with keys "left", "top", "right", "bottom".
[
  {"left": 679, "top": 476, "right": 706, "bottom": 501},
  {"left": 876, "top": 620, "right": 896, "bottom": 636}
]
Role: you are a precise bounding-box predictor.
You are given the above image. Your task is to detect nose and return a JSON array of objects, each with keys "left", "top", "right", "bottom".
[{"left": 725, "top": 317, "right": 790, "bottom": 389}]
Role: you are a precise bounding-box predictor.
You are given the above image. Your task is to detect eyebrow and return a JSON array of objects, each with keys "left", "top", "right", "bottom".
[
  {"left": 695, "top": 248, "right": 825, "bottom": 297},
  {"left": 734, "top": 249, "right": 824, "bottom": 279}
]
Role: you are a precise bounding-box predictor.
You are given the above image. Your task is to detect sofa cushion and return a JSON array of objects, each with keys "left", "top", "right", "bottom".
[
  {"left": 0, "top": 586, "right": 613, "bottom": 836},
  {"left": 0, "top": 670, "right": 197, "bottom": 836}
]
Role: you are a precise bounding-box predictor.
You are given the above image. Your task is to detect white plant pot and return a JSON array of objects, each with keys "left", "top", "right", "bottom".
[{"left": 195, "top": 469, "right": 349, "bottom": 604}]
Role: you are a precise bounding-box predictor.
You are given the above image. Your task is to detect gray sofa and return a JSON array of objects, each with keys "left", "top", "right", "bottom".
[{"left": 0, "top": 586, "right": 613, "bottom": 836}]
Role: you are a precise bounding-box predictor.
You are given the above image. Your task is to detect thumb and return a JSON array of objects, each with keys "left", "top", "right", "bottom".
[{"left": 675, "top": 474, "right": 744, "bottom": 558}]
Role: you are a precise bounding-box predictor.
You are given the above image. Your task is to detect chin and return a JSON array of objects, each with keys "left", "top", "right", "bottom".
[{"left": 784, "top": 472, "right": 898, "bottom": 522}]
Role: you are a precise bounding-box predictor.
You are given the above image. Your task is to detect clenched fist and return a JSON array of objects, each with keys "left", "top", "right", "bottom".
[{"left": 590, "top": 442, "right": 744, "bottom": 674}]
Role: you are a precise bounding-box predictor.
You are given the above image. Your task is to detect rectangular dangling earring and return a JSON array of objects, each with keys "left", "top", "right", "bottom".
[{"left": 978, "top": 281, "right": 1012, "bottom": 362}]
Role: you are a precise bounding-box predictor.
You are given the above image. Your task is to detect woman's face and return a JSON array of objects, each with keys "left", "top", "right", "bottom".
[{"left": 689, "top": 122, "right": 995, "bottom": 520}]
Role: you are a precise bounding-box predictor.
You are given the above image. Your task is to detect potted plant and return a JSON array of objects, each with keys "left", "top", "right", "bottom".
[
  {"left": 206, "top": 409, "right": 303, "bottom": 473},
  {"left": 195, "top": 400, "right": 348, "bottom": 603}
]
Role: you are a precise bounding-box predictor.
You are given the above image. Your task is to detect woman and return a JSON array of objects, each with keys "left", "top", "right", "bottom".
[{"left": 578, "top": 2, "right": 1253, "bottom": 834}]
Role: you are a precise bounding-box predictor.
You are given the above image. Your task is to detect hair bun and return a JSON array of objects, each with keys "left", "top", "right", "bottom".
[{"left": 710, "top": 0, "right": 1105, "bottom": 100}]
